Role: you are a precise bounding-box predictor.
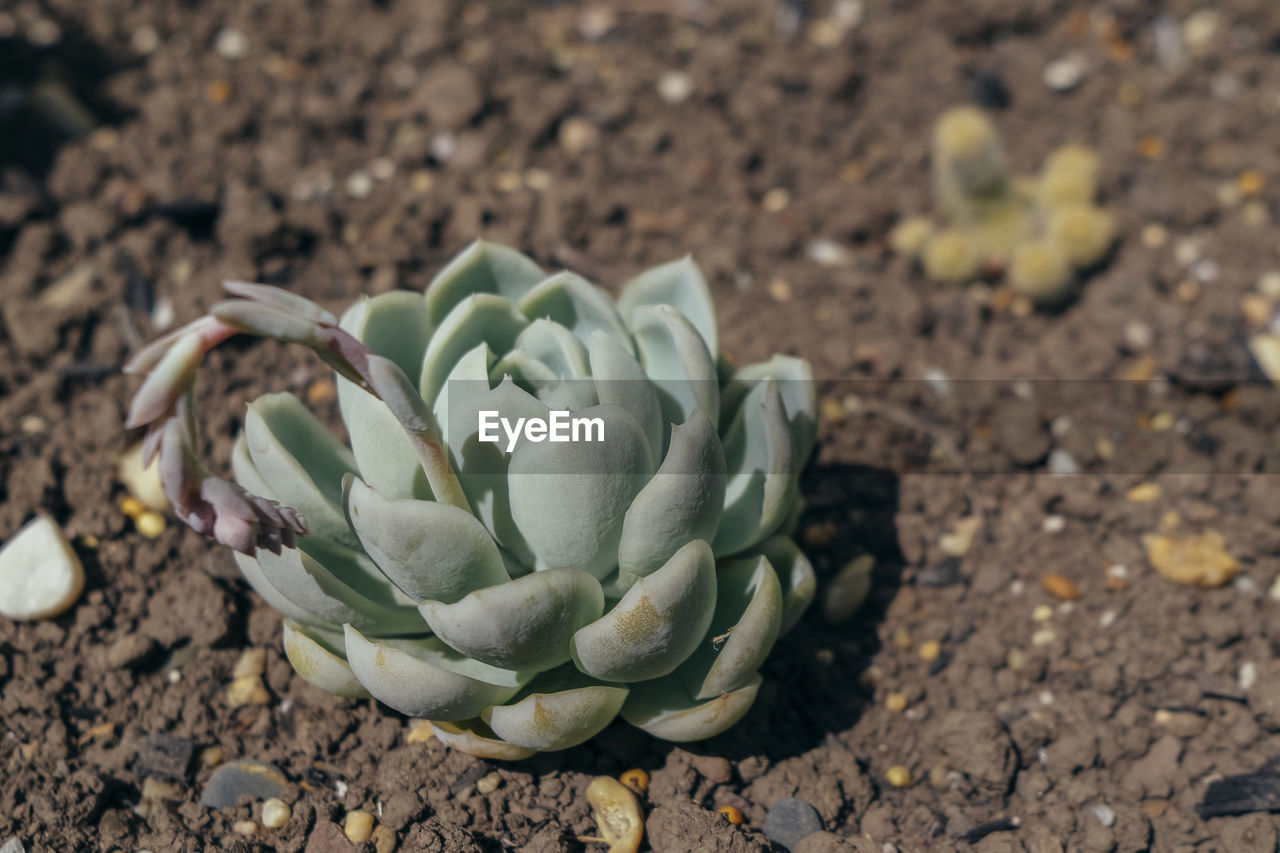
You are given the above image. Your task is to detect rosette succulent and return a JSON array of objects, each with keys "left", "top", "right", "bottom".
[{"left": 124, "top": 241, "right": 817, "bottom": 758}]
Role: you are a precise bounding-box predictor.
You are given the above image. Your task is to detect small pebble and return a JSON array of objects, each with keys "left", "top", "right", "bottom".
[
  {"left": 763, "top": 798, "right": 824, "bottom": 851},
  {"left": 1032, "top": 628, "right": 1056, "bottom": 647},
  {"left": 1182, "top": 9, "right": 1219, "bottom": 52},
  {"left": 215, "top": 28, "right": 249, "bottom": 60},
  {"left": 135, "top": 511, "right": 166, "bottom": 539},
  {"left": 939, "top": 517, "right": 982, "bottom": 557},
  {"left": 1127, "top": 482, "right": 1162, "bottom": 503},
  {"left": 885, "top": 692, "right": 908, "bottom": 712},
  {"left": 200, "top": 760, "right": 287, "bottom": 809},
  {"left": 1032, "top": 604, "right": 1054, "bottom": 622},
  {"left": 823, "top": 555, "right": 874, "bottom": 623},
  {"left": 1258, "top": 272, "right": 1280, "bottom": 300},
  {"left": 1141, "top": 224, "right": 1168, "bottom": 249},
  {"left": 345, "top": 811, "right": 375, "bottom": 843},
  {"left": 885, "top": 766, "right": 912, "bottom": 788},
  {"left": 131, "top": 25, "right": 160, "bottom": 55},
  {"left": 1240, "top": 662, "right": 1258, "bottom": 691},
  {"left": 233, "top": 648, "right": 267, "bottom": 679},
  {"left": 918, "top": 641, "right": 941, "bottom": 662},
  {"left": 346, "top": 172, "right": 373, "bottom": 199},
  {"left": 559, "top": 118, "right": 598, "bottom": 156},
  {"left": 1041, "top": 515, "right": 1066, "bottom": 534},
  {"left": 0, "top": 514, "right": 85, "bottom": 620},
  {"left": 1089, "top": 803, "right": 1116, "bottom": 827},
  {"left": 1047, "top": 448, "right": 1081, "bottom": 475},
  {"left": 262, "top": 798, "right": 291, "bottom": 828},
  {"left": 406, "top": 721, "right": 436, "bottom": 744},
  {"left": 1041, "top": 573, "right": 1079, "bottom": 600},
  {"left": 656, "top": 70, "right": 694, "bottom": 104},
  {"left": 762, "top": 188, "right": 790, "bottom": 212},
  {"left": 429, "top": 133, "right": 457, "bottom": 163},
  {"left": 1124, "top": 320, "right": 1154, "bottom": 351},
  {"left": 1269, "top": 575, "right": 1280, "bottom": 602},
  {"left": 200, "top": 746, "right": 225, "bottom": 768},
  {"left": 767, "top": 277, "right": 793, "bottom": 302},
  {"left": 807, "top": 239, "right": 849, "bottom": 267},
  {"left": 1043, "top": 55, "right": 1088, "bottom": 92},
  {"left": 233, "top": 821, "right": 257, "bottom": 837},
  {"left": 1099, "top": 609, "right": 1118, "bottom": 628},
  {"left": 476, "top": 772, "right": 501, "bottom": 795}
]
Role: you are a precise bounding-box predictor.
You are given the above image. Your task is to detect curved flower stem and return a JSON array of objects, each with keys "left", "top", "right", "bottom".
[{"left": 125, "top": 281, "right": 469, "bottom": 554}]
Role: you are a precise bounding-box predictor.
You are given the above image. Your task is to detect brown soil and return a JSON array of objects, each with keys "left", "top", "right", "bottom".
[{"left": 3, "top": 1, "right": 1280, "bottom": 851}]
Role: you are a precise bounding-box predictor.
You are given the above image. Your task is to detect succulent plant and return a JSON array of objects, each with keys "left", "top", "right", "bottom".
[
  {"left": 892, "top": 105, "right": 1116, "bottom": 305},
  {"left": 124, "top": 241, "right": 818, "bottom": 758}
]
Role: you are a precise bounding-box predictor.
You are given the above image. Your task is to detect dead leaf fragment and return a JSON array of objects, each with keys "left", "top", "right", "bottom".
[
  {"left": 1143, "top": 529, "right": 1239, "bottom": 587},
  {"left": 586, "top": 776, "right": 643, "bottom": 853}
]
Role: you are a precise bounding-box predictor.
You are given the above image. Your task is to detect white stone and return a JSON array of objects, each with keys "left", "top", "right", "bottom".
[
  {"left": 0, "top": 515, "right": 85, "bottom": 620},
  {"left": 1043, "top": 55, "right": 1087, "bottom": 92},
  {"left": 215, "top": 28, "right": 249, "bottom": 60},
  {"left": 656, "top": 70, "right": 694, "bottom": 105}
]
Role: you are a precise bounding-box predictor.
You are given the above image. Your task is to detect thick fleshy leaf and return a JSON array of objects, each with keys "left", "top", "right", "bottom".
[
  {"left": 621, "top": 672, "right": 761, "bottom": 742},
  {"left": 336, "top": 293, "right": 434, "bottom": 499},
  {"left": 237, "top": 544, "right": 427, "bottom": 635},
  {"left": 425, "top": 240, "right": 546, "bottom": 328},
  {"left": 508, "top": 405, "right": 653, "bottom": 578},
  {"left": 244, "top": 393, "right": 359, "bottom": 548},
  {"left": 617, "top": 255, "right": 718, "bottom": 356},
  {"left": 712, "top": 379, "right": 796, "bottom": 556},
  {"left": 231, "top": 433, "right": 276, "bottom": 501},
  {"left": 719, "top": 356, "right": 817, "bottom": 465},
  {"left": 444, "top": 377, "right": 550, "bottom": 569},
  {"left": 282, "top": 619, "right": 370, "bottom": 698},
  {"left": 342, "top": 475, "right": 509, "bottom": 604},
  {"left": 588, "top": 331, "right": 664, "bottom": 462},
  {"left": 419, "top": 569, "right": 605, "bottom": 671},
  {"left": 571, "top": 539, "right": 717, "bottom": 682},
  {"left": 616, "top": 410, "right": 726, "bottom": 586},
  {"left": 420, "top": 294, "right": 529, "bottom": 406},
  {"left": 491, "top": 319, "right": 598, "bottom": 410},
  {"left": 344, "top": 626, "right": 529, "bottom": 719},
  {"left": 429, "top": 720, "right": 537, "bottom": 761},
  {"left": 519, "top": 272, "right": 636, "bottom": 355},
  {"left": 482, "top": 665, "right": 629, "bottom": 751},
  {"left": 751, "top": 536, "right": 816, "bottom": 634},
  {"left": 677, "top": 554, "right": 782, "bottom": 700},
  {"left": 629, "top": 305, "right": 719, "bottom": 432}
]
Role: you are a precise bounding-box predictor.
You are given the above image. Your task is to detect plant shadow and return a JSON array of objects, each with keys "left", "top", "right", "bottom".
[{"left": 544, "top": 460, "right": 905, "bottom": 778}]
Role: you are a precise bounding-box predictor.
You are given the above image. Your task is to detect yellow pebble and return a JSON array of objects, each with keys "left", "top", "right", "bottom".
[
  {"left": 134, "top": 511, "right": 166, "bottom": 539},
  {"left": 892, "top": 627, "right": 912, "bottom": 650},
  {"left": 918, "top": 641, "right": 941, "bottom": 662},
  {"left": 344, "top": 810, "right": 375, "bottom": 844},
  {"left": 929, "top": 763, "right": 949, "bottom": 787},
  {"left": 620, "top": 768, "right": 649, "bottom": 795},
  {"left": 1127, "top": 482, "right": 1162, "bottom": 503},
  {"left": 1238, "top": 170, "right": 1265, "bottom": 196},
  {"left": 233, "top": 820, "right": 257, "bottom": 837},
  {"left": 886, "top": 765, "right": 912, "bottom": 788},
  {"left": 261, "top": 798, "right": 291, "bottom": 829},
  {"left": 762, "top": 187, "right": 791, "bottom": 212},
  {"left": 1138, "top": 136, "right": 1165, "bottom": 159},
  {"left": 1032, "top": 604, "right": 1054, "bottom": 622},
  {"left": 120, "top": 497, "right": 145, "bottom": 519},
  {"left": 200, "top": 746, "right": 224, "bottom": 768},
  {"left": 885, "top": 692, "right": 908, "bottom": 712},
  {"left": 406, "top": 720, "right": 436, "bottom": 744},
  {"left": 767, "top": 277, "right": 793, "bottom": 303},
  {"left": 718, "top": 805, "right": 745, "bottom": 824}
]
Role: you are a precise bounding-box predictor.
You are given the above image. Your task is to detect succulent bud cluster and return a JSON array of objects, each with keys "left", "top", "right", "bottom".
[
  {"left": 892, "top": 106, "right": 1116, "bottom": 306},
  {"left": 123, "top": 242, "right": 818, "bottom": 757}
]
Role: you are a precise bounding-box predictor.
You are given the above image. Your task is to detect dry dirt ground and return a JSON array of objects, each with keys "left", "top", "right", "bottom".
[{"left": 3, "top": 0, "right": 1280, "bottom": 851}]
